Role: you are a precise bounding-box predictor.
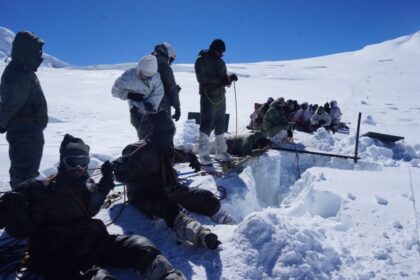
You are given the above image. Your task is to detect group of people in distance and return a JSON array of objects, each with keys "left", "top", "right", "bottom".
[
  {"left": 246, "top": 97, "right": 345, "bottom": 146},
  {"left": 0, "top": 31, "right": 238, "bottom": 280}
]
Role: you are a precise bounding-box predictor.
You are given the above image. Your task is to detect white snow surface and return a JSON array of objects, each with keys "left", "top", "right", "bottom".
[
  {"left": 0, "top": 27, "right": 70, "bottom": 68},
  {"left": 1, "top": 31, "right": 420, "bottom": 279}
]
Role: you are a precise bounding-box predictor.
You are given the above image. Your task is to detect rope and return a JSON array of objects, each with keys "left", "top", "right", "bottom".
[
  {"left": 204, "top": 88, "right": 225, "bottom": 105},
  {"left": 105, "top": 184, "right": 127, "bottom": 227},
  {"left": 408, "top": 167, "right": 420, "bottom": 257}
]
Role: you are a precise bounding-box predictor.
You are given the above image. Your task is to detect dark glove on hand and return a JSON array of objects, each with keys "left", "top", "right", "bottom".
[
  {"left": 127, "top": 92, "right": 145, "bottom": 102},
  {"left": 99, "top": 161, "right": 115, "bottom": 190},
  {"left": 176, "top": 85, "right": 182, "bottom": 94},
  {"left": 229, "top": 73, "right": 238, "bottom": 82},
  {"left": 144, "top": 102, "right": 154, "bottom": 112},
  {"left": 221, "top": 76, "right": 231, "bottom": 86},
  {"left": 101, "top": 161, "right": 114, "bottom": 178},
  {"left": 318, "top": 120, "right": 326, "bottom": 125},
  {"left": 172, "top": 108, "right": 181, "bottom": 121},
  {"left": 189, "top": 154, "right": 201, "bottom": 172},
  {"left": 0, "top": 192, "right": 27, "bottom": 228},
  {"left": 0, "top": 127, "right": 6, "bottom": 134},
  {"left": 287, "top": 129, "right": 293, "bottom": 138}
]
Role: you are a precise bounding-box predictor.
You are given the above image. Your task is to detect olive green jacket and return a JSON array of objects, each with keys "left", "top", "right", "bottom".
[
  {"left": 194, "top": 50, "right": 228, "bottom": 96},
  {"left": 0, "top": 60, "right": 48, "bottom": 131},
  {"left": 263, "top": 103, "right": 290, "bottom": 137}
]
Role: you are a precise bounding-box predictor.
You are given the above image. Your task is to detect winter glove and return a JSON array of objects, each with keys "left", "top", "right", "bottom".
[
  {"left": 172, "top": 107, "right": 181, "bottom": 122},
  {"left": 189, "top": 154, "right": 201, "bottom": 172},
  {"left": 287, "top": 129, "right": 293, "bottom": 138},
  {"left": 0, "top": 192, "right": 27, "bottom": 222},
  {"left": 229, "top": 73, "right": 238, "bottom": 82},
  {"left": 0, "top": 127, "right": 6, "bottom": 134},
  {"left": 127, "top": 92, "right": 145, "bottom": 102},
  {"left": 144, "top": 102, "right": 154, "bottom": 112},
  {"left": 176, "top": 85, "right": 182, "bottom": 94},
  {"left": 318, "top": 120, "right": 326, "bottom": 125},
  {"left": 221, "top": 76, "right": 231, "bottom": 87},
  {"left": 99, "top": 160, "right": 115, "bottom": 190}
]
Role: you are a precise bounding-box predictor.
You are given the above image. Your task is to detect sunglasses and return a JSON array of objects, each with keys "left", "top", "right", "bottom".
[{"left": 63, "top": 155, "right": 90, "bottom": 169}]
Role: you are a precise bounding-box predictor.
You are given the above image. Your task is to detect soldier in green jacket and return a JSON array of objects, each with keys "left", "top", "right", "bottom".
[
  {"left": 263, "top": 97, "right": 293, "bottom": 145},
  {"left": 0, "top": 31, "right": 48, "bottom": 189},
  {"left": 194, "top": 39, "right": 238, "bottom": 165}
]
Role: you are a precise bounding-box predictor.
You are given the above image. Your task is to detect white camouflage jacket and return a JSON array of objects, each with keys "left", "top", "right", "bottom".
[{"left": 111, "top": 68, "right": 164, "bottom": 115}]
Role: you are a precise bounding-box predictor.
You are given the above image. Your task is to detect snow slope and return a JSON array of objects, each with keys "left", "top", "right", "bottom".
[
  {"left": 1, "top": 31, "right": 420, "bottom": 279},
  {"left": 0, "top": 27, "right": 70, "bottom": 68}
]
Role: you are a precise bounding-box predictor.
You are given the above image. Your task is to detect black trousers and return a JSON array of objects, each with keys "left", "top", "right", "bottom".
[
  {"left": 200, "top": 93, "right": 226, "bottom": 136},
  {"left": 6, "top": 129, "right": 44, "bottom": 189},
  {"left": 42, "top": 234, "right": 160, "bottom": 280},
  {"left": 131, "top": 184, "right": 221, "bottom": 228}
]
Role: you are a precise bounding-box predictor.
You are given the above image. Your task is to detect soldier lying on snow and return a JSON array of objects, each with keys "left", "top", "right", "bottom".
[
  {"left": 112, "top": 110, "right": 237, "bottom": 250},
  {"left": 0, "top": 134, "right": 185, "bottom": 280}
]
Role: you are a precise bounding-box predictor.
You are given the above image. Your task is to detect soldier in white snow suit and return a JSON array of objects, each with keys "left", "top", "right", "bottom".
[
  {"left": 112, "top": 55, "right": 172, "bottom": 140},
  {"left": 329, "top": 100, "right": 343, "bottom": 132},
  {"left": 310, "top": 106, "right": 332, "bottom": 131}
]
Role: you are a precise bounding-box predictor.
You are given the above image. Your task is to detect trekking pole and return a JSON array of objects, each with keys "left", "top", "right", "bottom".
[{"left": 233, "top": 81, "right": 238, "bottom": 138}]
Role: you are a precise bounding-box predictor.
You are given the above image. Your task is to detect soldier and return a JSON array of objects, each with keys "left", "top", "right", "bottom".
[
  {"left": 0, "top": 134, "right": 185, "bottom": 280},
  {"left": 0, "top": 31, "right": 48, "bottom": 189},
  {"left": 112, "top": 54, "right": 169, "bottom": 141},
  {"left": 195, "top": 39, "right": 238, "bottom": 165},
  {"left": 152, "top": 42, "right": 181, "bottom": 121}
]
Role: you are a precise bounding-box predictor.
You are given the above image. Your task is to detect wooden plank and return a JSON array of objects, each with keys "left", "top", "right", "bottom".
[{"left": 362, "top": 132, "right": 404, "bottom": 143}]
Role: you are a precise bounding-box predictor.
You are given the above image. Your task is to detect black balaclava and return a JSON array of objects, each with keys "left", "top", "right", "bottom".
[
  {"left": 209, "top": 39, "right": 226, "bottom": 56},
  {"left": 58, "top": 134, "right": 90, "bottom": 184},
  {"left": 11, "top": 31, "right": 44, "bottom": 71}
]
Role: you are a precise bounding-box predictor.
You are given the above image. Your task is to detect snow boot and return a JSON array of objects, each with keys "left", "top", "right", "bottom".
[
  {"left": 198, "top": 132, "right": 212, "bottom": 165},
  {"left": 173, "top": 213, "right": 220, "bottom": 249},
  {"left": 211, "top": 208, "right": 237, "bottom": 225},
  {"left": 146, "top": 254, "right": 186, "bottom": 280},
  {"left": 214, "top": 134, "right": 232, "bottom": 162}
]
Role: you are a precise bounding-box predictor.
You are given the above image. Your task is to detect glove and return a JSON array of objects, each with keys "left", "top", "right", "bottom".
[
  {"left": 101, "top": 161, "right": 114, "bottom": 178},
  {"left": 172, "top": 107, "right": 181, "bottom": 121},
  {"left": 144, "top": 102, "right": 154, "bottom": 112},
  {"left": 0, "top": 127, "right": 6, "bottom": 134},
  {"left": 127, "top": 92, "right": 145, "bottom": 102},
  {"left": 229, "top": 73, "right": 238, "bottom": 82},
  {"left": 221, "top": 76, "right": 231, "bottom": 86},
  {"left": 287, "top": 129, "right": 293, "bottom": 138},
  {"left": 99, "top": 160, "right": 115, "bottom": 190},
  {"left": 189, "top": 154, "right": 201, "bottom": 172},
  {"left": 176, "top": 85, "right": 182, "bottom": 94},
  {"left": 318, "top": 120, "right": 326, "bottom": 125},
  {"left": 0, "top": 192, "right": 27, "bottom": 228}
]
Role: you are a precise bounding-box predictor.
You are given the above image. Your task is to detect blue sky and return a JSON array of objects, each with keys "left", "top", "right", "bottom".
[{"left": 2, "top": 0, "right": 420, "bottom": 65}]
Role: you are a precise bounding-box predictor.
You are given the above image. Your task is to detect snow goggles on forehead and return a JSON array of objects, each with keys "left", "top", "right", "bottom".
[
  {"left": 140, "top": 72, "right": 153, "bottom": 81},
  {"left": 63, "top": 155, "right": 90, "bottom": 168}
]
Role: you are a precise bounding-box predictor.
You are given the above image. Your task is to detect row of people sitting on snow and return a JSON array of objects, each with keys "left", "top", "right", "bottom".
[{"left": 247, "top": 97, "right": 345, "bottom": 134}]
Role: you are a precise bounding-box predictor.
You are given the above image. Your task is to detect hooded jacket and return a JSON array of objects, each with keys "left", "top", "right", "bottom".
[
  {"left": 0, "top": 31, "right": 48, "bottom": 131},
  {"left": 112, "top": 56, "right": 164, "bottom": 115}
]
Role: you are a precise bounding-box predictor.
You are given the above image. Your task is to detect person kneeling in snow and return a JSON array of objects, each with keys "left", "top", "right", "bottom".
[
  {"left": 0, "top": 134, "right": 184, "bottom": 280},
  {"left": 263, "top": 97, "right": 294, "bottom": 146},
  {"left": 226, "top": 131, "right": 272, "bottom": 157},
  {"left": 113, "top": 113, "right": 236, "bottom": 250},
  {"left": 310, "top": 106, "right": 332, "bottom": 131}
]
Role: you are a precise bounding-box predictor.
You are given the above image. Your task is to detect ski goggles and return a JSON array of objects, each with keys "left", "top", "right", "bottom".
[
  {"left": 140, "top": 71, "right": 153, "bottom": 81},
  {"left": 62, "top": 155, "right": 90, "bottom": 169}
]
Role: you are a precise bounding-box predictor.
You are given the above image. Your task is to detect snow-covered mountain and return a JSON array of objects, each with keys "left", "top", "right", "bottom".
[
  {"left": 0, "top": 27, "right": 70, "bottom": 68},
  {"left": 1, "top": 31, "right": 420, "bottom": 279}
]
